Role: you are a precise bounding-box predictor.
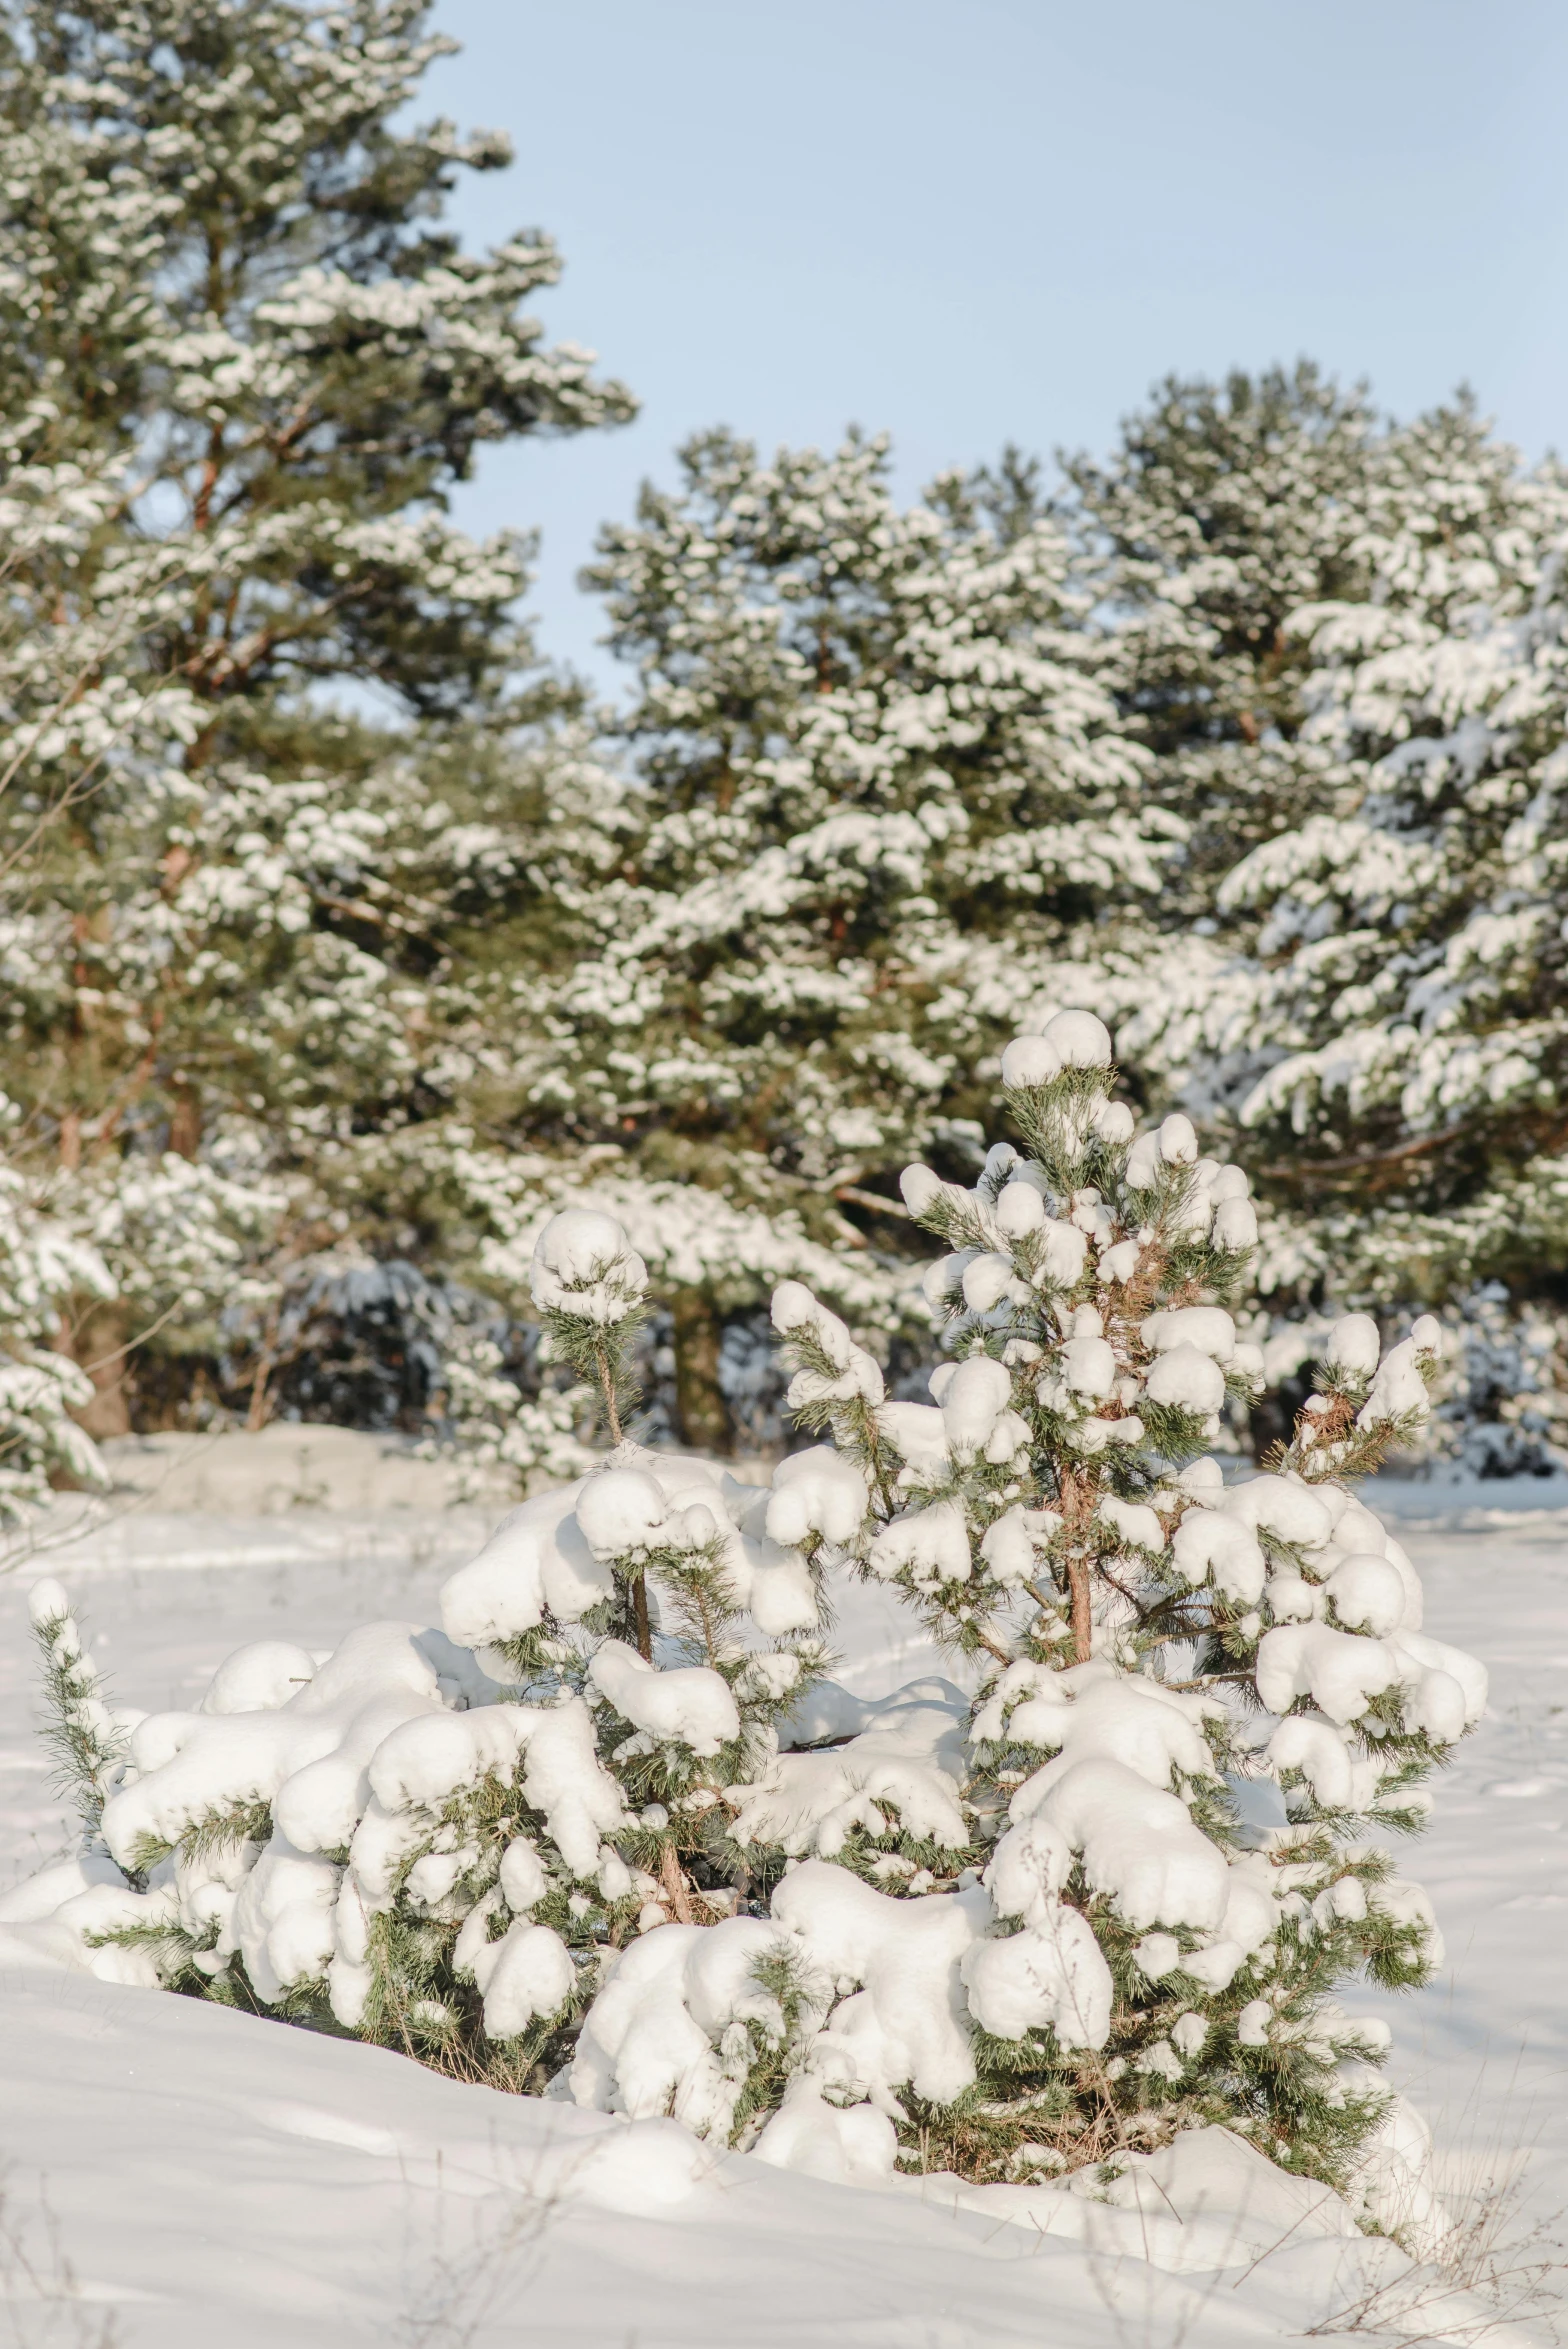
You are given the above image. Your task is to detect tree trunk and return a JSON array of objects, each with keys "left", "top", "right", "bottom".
[
  {"left": 1068, "top": 1554, "right": 1093, "bottom": 1665},
  {"left": 59, "top": 1298, "right": 132, "bottom": 1443},
  {"left": 672, "top": 1290, "right": 730, "bottom": 1457},
  {"left": 169, "top": 1083, "right": 201, "bottom": 1160}
]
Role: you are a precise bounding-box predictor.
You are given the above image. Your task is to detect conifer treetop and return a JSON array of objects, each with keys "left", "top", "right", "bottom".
[{"left": 1, "top": 0, "right": 636, "bottom": 720}]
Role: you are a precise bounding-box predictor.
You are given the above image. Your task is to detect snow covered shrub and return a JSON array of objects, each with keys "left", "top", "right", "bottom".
[
  {"left": 7, "top": 1207, "right": 831, "bottom": 2114},
  {"left": 1247, "top": 1286, "right": 1568, "bottom": 1483},
  {"left": 752, "top": 1011, "right": 1484, "bottom": 2193},
  {"left": 4, "top": 1036, "right": 1486, "bottom": 2212}
]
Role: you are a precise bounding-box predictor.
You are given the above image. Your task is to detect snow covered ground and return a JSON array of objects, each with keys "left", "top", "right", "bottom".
[{"left": 0, "top": 1449, "right": 1564, "bottom": 2345}]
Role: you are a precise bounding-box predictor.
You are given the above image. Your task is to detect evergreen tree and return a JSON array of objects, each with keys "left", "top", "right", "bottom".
[
  {"left": 525, "top": 429, "right": 1174, "bottom": 1444},
  {"left": 1116, "top": 402, "right": 1567, "bottom": 1404},
  {"left": 1064, "top": 369, "right": 1524, "bottom": 1038},
  {"left": 758, "top": 1010, "right": 1477, "bottom": 2188},
  {"left": 0, "top": 0, "right": 634, "bottom": 1423},
  {"left": 1071, "top": 372, "right": 1568, "bottom": 1453},
  {"left": 1063, "top": 364, "right": 1393, "bottom": 902},
  {"left": 1168, "top": 408, "right": 1565, "bottom": 1233},
  {"left": 1, "top": 0, "right": 630, "bottom": 728},
  {"left": 0, "top": 450, "right": 224, "bottom": 1438}
]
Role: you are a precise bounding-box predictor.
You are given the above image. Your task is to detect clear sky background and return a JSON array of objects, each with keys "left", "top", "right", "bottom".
[{"left": 423, "top": 0, "right": 1568, "bottom": 690}]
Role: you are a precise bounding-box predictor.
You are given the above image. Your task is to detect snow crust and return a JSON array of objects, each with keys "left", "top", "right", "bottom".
[
  {"left": 772, "top": 1860, "right": 987, "bottom": 2110},
  {"left": 729, "top": 1680, "right": 970, "bottom": 1859},
  {"left": 570, "top": 1913, "right": 787, "bottom": 2136},
  {"left": 588, "top": 1638, "right": 741, "bottom": 1756}
]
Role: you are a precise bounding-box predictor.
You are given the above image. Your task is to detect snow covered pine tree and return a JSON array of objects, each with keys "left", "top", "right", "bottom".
[
  {"left": 753, "top": 1009, "right": 1482, "bottom": 2206},
  {"left": 3, "top": 1023, "right": 1483, "bottom": 2227},
  {"left": 1077, "top": 374, "right": 1568, "bottom": 1460},
  {"left": 521, "top": 428, "right": 1172, "bottom": 1445},
  {"left": 0, "top": 0, "right": 634, "bottom": 1430}
]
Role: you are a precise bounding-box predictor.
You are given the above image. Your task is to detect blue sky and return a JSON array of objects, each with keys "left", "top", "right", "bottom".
[{"left": 424, "top": 0, "right": 1568, "bottom": 690}]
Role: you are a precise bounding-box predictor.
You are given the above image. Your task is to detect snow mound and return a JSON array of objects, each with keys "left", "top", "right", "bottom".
[{"left": 0, "top": 1977, "right": 1534, "bottom": 2348}]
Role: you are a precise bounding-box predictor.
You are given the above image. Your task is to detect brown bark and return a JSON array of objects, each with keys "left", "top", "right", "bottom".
[
  {"left": 60, "top": 1298, "right": 132, "bottom": 1442},
  {"left": 169, "top": 1083, "right": 201, "bottom": 1161},
  {"left": 659, "top": 1840, "right": 695, "bottom": 1924},
  {"left": 632, "top": 1571, "right": 653, "bottom": 1663},
  {"left": 672, "top": 1288, "right": 730, "bottom": 1456},
  {"left": 246, "top": 1333, "right": 278, "bottom": 1432},
  {"left": 1057, "top": 1465, "right": 1095, "bottom": 1664},
  {"left": 1068, "top": 1554, "right": 1093, "bottom": 1665}
]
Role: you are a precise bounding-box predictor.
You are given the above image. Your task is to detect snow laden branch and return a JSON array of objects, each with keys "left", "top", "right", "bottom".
[
  {"left": 26, "top": 1579, "right": 127, "bottom": 1846},
  {"left": 3, "top": 1048, "right": 1485, "bottom": 2238}
]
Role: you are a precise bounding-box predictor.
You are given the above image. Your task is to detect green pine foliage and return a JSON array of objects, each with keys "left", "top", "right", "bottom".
[
  {"left": 1061, "top": 370, "right": 1568, "bottom": 1454},
  {"left": 35, "top": 1214, "right": 833, "bottom": 2126},
  {"left": 1064, "top": 363, "right": 1395, "bottom": 900},
  {"left": 27, "top": 1579, "right": 127, "bottom": 1841},
  {"left": 522, "top": 428, "right": 1177, "bottom": 1434},
  {"left": 0, "top": 0, "right": 634, "bottom": 1438}
]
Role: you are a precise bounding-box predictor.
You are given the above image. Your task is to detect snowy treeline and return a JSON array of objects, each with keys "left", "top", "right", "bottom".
[
  {"left": 4, "top": 1022, "right": 1484, "bottom": 2222},
  {"left": 0, "top": 0, "right": 1564, "bottom": 1500}
]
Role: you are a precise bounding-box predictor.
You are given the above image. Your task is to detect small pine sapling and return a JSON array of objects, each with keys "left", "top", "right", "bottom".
[
  {"left": 19, "top": 1215, "right": 834, "bottom": 2135},
  {"left": 767, "top": 1009, "right": 1483, "bottom": 2195},
  {"left": 26, "top": 1580, "right": 127, "bottom": 1851}
]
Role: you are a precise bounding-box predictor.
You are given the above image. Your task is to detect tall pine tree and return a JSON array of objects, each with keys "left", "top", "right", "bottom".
[
  {"left": 1063, "top": 365, "right": 1393, "bottom": 903},
  {"left": 0, "top": 0, "right": 634, "bottom": 1427},
  {"left": 512, "top": 429, "right": 1174, "bottom": 1445},
  {"left": 1076, "top": 374, "right": 1568, "bottom": 1462}
]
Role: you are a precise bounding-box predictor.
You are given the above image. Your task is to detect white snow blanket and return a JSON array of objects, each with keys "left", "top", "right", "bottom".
[
  {"left": 0, "top": 1485, "right": 1562, "bottom": 2344},
  {"left": 0, "top": 1976, "right": 1528, "bottom": 2347}
]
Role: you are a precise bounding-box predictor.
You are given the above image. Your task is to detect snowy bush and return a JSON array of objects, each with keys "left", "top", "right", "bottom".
[
  {"left": 8, "top": 1208, "right": 836, "bottom": 2115},
  {"left": 1250, "top": 1285, "right": 1568, "bottom": 1483},
  {"left": 0, "top": 1151, "right": 112, "bottom": 1514},
  {"left": 749, "top": 1017, "right": 1482, "bottom": 2194},
  {"left": 4, "top": 1031, "right": 1485, "bottom": 2217}
]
